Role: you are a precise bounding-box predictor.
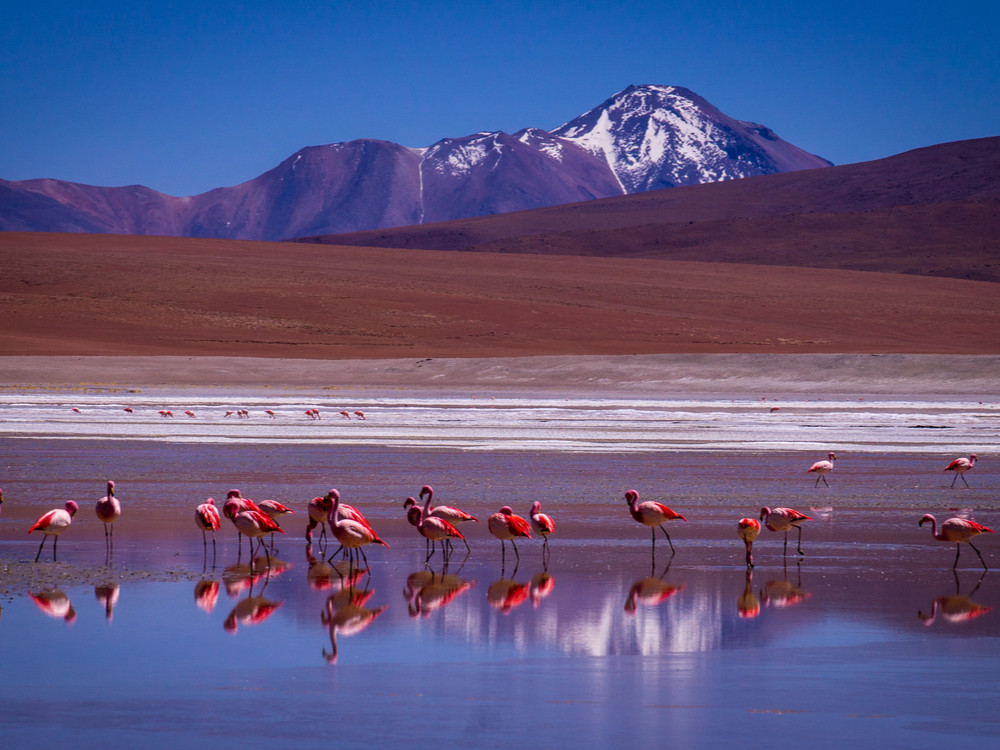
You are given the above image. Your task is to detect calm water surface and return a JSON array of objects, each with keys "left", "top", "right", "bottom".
[{"left": 1, "top": 393, "right": 998, "bottom": 747}]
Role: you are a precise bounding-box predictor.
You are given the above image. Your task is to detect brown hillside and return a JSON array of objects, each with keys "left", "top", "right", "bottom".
[
  {"left": 1, "top": 232, "right": 997, "bottom": 357},
  {"left": 307, "top": 137, "right": 1000, "bottom": 282}
]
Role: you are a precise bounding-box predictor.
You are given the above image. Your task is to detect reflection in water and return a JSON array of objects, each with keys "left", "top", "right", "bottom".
[
  {"left": 487, "top": 577, "right": 530, "bottom": 614},
  {"left": 919, "top": 571, "right": 992, "bottom": 626},
  {"left": 624, "top": 562, "right": 684, "bottom": 615},
  {"left": 761, "top": 564, "right": 810, "bottom": 609},
  {"left": 223, "top": 595, "right": 283, "bottom": 633},
  {"left": 29, "top": 590, "right": 76, "bottom": 624},
  {"left": 322, "top": 587, "right": 387, "bottom": 664},
  {"left": 403, "top": 564, "right": 476, "bottom": 618},
  {"left": 194, "top": 579, "right": 220, "bottom": 613},
  {"left": 94, "top": 583, "right": 120, "bottom": 622},
  {"left": 737, "top": 570, "right": 760, "bottom": 619},
  {"left": 529, "top": 572, "right": 554, "bottom": 608}
]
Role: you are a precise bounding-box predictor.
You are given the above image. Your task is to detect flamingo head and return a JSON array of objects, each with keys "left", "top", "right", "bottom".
[
  {"left": 403, "top": 497, "right": 416, "bottom": 509},
  {"left": 530, "top": 500, "right": 541, "bottom": 514},
  {"left": 222, "top": 498, "right": 240, "bottom": 520},
  {"left": 226, "top": 489, "right": 242, "bottom": 499},
  {"left": 65, "top": 500, "right": 79, "bottom": 516},
  {"left": 206, "top": 497, "right": 216, "bottom": 506},
  {"left": 624, "top": 490, "right": 639, "bottom": 505},
  {"left": 499, "top": 506, "right": 514, "bottom": 515},
  {"left": 918, "top": 514, "right": 935, "bottom": 527},
  {"left": 829, "top": 452, "right": 836, "bottom": 461},
  {"left": 106, "top": 480, "right": 115, "bottom": 495},
  {"left": 759, "top": 506, "right": 771, "bottom": 521},
  {"left": 407, "top": 504, "right": 422, "bottom": 526},
  {"left": 419, "top": 485, "right": 433, "bottom": 500}
]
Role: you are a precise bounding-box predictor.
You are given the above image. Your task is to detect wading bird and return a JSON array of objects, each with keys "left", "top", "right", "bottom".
[
  {"left": 625, "top": 490, "right": 686, "bottom": 556},
  {"left": 327, "top": 491, "right": 389, "bottom": 567},
  {"left": 488, "top": 506, "right": 532, "bottom": 566},
  {"left": 529, "top": 501, "right": 555, "bottom": 559},
  {"left": 738, "top": 517, "right": 761, "bottom": 568},
  {"left": 944, "top": 453, "right": 977, "bottom": 488},
  {"left": 760, "top": 506, "right": 811, "bottom": 556},
  {"left": 94, "top": 480, "right": 120, "bottom": 549},
  {"left": 195, "top": 497, "right": 222, "bottom": 555},
  {"left": 919, "top": 514, "right": 993, "bottom": 569},
  {"left": 807, "top": 452, "right": 836, "bottom": 487},
  {"left": 413, "top": 500, "right": 466, "bottom": 562},
  {"left": 29, "top": 500, "right": 79, "bottom": 562}
]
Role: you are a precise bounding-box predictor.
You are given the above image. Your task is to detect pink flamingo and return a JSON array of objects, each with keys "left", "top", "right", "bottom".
[
  {"left": 327, "top": 491, "right": 389, "bottom": 567},
  {"left": 306, "top": 495, "right": 333, "bottom": 544},
  {"left": 340, "top": 410, "right": 351, "bottom": 420},
  {"left": 265, "top": 409, "right": 276, "bottom": 418},
  {"left": 738, "top": 517, "right": 761, "bottom": 568},
  {"left": 29, "top": 500, "right": 79, "bottom": 562},
  {"left": 807, "top": 452, "right": 836, "bottom": 487},
  {"left": 257, "top": 499, "right": 296, "bottom": 547},
  {"left": 233, "top": 508, "right": 284, "bottom": 568},
  {"left": 625, "top": 489, "right": 686, "bottom": 555},
  {"left": 414, "top": 485, "right": 479, "bottom": 526},
  {"left": 919, "top": 514, "right": 993, "bottom": 569},
  {"left": 222, "top": 489, "right": 263, "bottom": 555},
  {"left": 944, "top": 453, "right": 977, "bottom": 488},
  {"left": 184, "top": 410, "right": 196, "bottom": 418},
  {"left": 487, "top": 506, "right": 532, "bottom": 565},
  {"left": 413, "top": 497, "right": 466, "bottom": 562},
  {"left": 94, "top": 480, "right": 120, "bottom": 549},
  {"left": 123, "top": 407, "right": 133, "bottom": 413},
  {"left": 760, "top": 506, "right": 811, "bottom": 556},
  {"left": 529, "top": 501, "right": 555, "bottom": 556},
  {"left": 195, "top": 497, "right": 222, "bottom": 554},
  {"left": 354, "top": 411, "right": 366, "bottom": 420}
]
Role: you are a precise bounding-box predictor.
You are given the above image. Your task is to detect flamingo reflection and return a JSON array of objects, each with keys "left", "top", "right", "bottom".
[
  {"left": 321, "top": 587, "right": 387, "bottom": 664},
  {"left": 403, "top": 564, "right": 476, "bottom": 617},
  {"left": 737, "top": 570, "right": 760, "bottom": 619},
  {"left": 94, "top": 583, "right": 120, "bottom": 622},
  {"left": 29, "top": 590, "right": 76, "bottom": 624},
  {"left": 624, "top": 562, "right": 684, "bottom": 615},
  {"left": 761, "top": 564, "right": 810, "bottom": 609},
  {"left": 223, "top": 595, "right": 283, "bottom": 633},
  {"left": 487, "top": 576, "right": 530, "bottom": 614},
  {"left": 919, "top": 571, "right": 992, "bottom": 626},
  {"left": 529, "top": 572, "right": 555, "bottom": 608},
  {"left": 307, "top": 544, "right": 368, "bottom": 591},
  {"left": 194, "top": 579, "right": 220, "bottom": 613}
]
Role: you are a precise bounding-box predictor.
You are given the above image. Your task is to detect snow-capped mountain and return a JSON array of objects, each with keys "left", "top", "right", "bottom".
[{"left": 1, "top": 85, "right": 831, "bottom": 240}]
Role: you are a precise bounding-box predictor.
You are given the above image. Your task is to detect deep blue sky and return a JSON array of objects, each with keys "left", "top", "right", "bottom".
[{"left": 3, "top": 0, "right": 997, "bottom": 196}]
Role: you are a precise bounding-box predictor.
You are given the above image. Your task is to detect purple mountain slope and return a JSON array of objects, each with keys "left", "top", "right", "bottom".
[{"left": 1, "top": 85, "right": 832, "bottom": 240}]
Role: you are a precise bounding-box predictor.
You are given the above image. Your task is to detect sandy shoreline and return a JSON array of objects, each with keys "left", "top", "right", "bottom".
[{"left": 2, "top": 353, "right": 999, "bottom": 397}]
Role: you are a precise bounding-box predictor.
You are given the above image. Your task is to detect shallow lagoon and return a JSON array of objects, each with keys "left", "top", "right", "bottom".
[{"left": 1, "top": 393, "right": 998, "bottom": 747}]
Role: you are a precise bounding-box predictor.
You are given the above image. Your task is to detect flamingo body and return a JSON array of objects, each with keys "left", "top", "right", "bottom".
[
  {"left": 414, "top": 486, "right": 479, "bottom": 524},
  {"left": 488, "top": 506, "right": 532, "bottom": 564},
  {"left": 29, "top": 500, "right": 79, "bottom": 561},
  {"left": 919, "top": 514, "right": 993, "bottom": 569},
  {"left": 760, "top": 506, "right": 811, "bottom": 555}
]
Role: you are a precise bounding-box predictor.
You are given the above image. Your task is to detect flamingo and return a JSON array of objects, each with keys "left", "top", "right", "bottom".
[
  {"left": 354, "top": 411, "right": 366, "bottom": 420},
  {"left": 944, "top": 453, "right": 977, "bottom": 488},
  {"left": 919, "top": 514, "right": 993, "bottom": 569},
  {"left": 414, "top": 485, "right": 479, "bottom": 526},
  {"left": 195, "top": 497, "right": 222, "bottom": 555},
  {"left": 265, "top": 409, "right": 276, "bottom": 418},
  {"left": 807, "top": 452, "right": 836, "bottom": 487},
  {"left": 327, "top": 490, "right": 389, "bottom": 567},
  {"left": 123, "top": 407, "right": 133, "bottom": 413},
  {"left": 624, "top": 490, "right": 686, "bottom": 556},
  {"left": 28, "top": 500, "right": 79, "bottom": 562},
  {"left": 340, "top": 410, "right": 351, "bottom": 420},
  {"left": 487, "top": 506, "right": 532, "bottom": 565},
  {"left": 529, "top": 501, "right": 555, "bottom": 558},
  {"left": 94, "top": 480, "right": 120, "bottom": 549},
  {"left": 222, "top": 489, "right": 263, "bottom": 555},
  {"left": 233, "top": 508, "right": 284, "bottom": 568},
  {"left": 760, "top": 506, "right": 811, "bottom": 556},
  {"left": 257, "top": 499, "right": 296, "bottom": 547},
  {"left": 184, "top": 410, "right": 196, "bottom": 418},
  {"left": 738, "top": 517, "right": 761, "bottom": 568},
  {"left": 413, "top": 498, "right": 466, "bottom": 562}
]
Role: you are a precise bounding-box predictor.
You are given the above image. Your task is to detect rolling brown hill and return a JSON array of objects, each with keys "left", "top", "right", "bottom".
[
  {"left": 1, "top": 231, "right": 998, "bottom": 358},
  {"left": 306, "top": 137, "right": 1000, "bottom": 282}
]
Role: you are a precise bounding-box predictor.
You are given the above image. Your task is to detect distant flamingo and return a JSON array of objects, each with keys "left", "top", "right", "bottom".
[
  {"left": 760, "top": 506, "right": 811, "bottom": 556},
  {"left": 738, "top": 517, "right": 761, "bottom": 568},
  {"left": 94, "top": 480, "right": 120, "bottom": 548},
  {"left": 195, "top": 497, "right": 222, "bottom": 554},
  {"left": 265, "top": 409, "right": 276, "bottom": 418},
  {"left": 413, "top": 497, "right": 466, "bottom": 561},
  {"left": 71, "top": 407, "right": 81, "bottom": 413},
  {"left": 327, "top": 490, "right": 389, "bottom": 567},
  {"left": 28, "top": 500, "right": 79, "bottom": 562},
  {"left": 184, "top": 410, "right": 196, "bottom": 417},
  {"left": 919, "top": 514, "right": 993, "bottom": 569},
  {"left": 487, "top": 506, "right": 532, "bottom": 565},
  {"left": 354, "top": 411, "right": 366, "bottom": 420},
  {"left": 944, "top": 453, "right": 977, "bottom": 488},
  {"left": 529, "top": 501, "right": 555, "bottom": 558},
  {"left": 340, "top": 410, "right": 351, "bottom": 420},
  {"left": 123, "top": 407, "right": 133, "bottom": 413},
  {"left": 807, "top": 452, "right": 836, "bottom": 487},
  {"left": 625, "top": 489, "right": 686, "bottom": 556},
  {"left": 233, "top": 508, "right": 284, "bottom": 567}
]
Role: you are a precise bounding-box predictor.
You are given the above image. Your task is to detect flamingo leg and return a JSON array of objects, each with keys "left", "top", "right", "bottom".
[
  {"left": 952, "top": 543, "right": 962, "bottom": 569},
  {"left": 659, "top": 525, "right": 676, "bottom": 554},
  {"left": 968, "top": 541, "right": 988, "bottom": 570},
  {"left": 511, "top": 539, "right": 521, "bottom": 561},
  {"left": 35, "top": 536, "right": 47, "bottom": 562},
  {"left": 745, "top": 542, "right": 753, "bottom": 568},
  {"left": 53, "top": 535, "right": 59, "bottom": 561},
  {"left": 796, "top": 525, "right": 805, "bottom": 555},
  {"left": 961, "top": 474, "right": 970, "bottom": 488},
  {"left": 821, "top": 475, "right": 829, "bottom": 487},
  {"left": 783, "top": 532, "right": 789, "bottom": 556}
]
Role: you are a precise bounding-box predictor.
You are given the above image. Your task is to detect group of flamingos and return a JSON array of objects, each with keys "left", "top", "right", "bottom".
[{"left": 21, "top": 451, "right": 991, "bottom": 570}]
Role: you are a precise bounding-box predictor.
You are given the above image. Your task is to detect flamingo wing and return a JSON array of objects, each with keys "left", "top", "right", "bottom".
[{"left": 28, "top": 509, "right": 58, "bottom": 534}]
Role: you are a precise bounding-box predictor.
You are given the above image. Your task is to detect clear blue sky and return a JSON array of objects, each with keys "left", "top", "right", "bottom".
[{"left": 2, "top": 0, "right": 997, "bottom": 196}]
